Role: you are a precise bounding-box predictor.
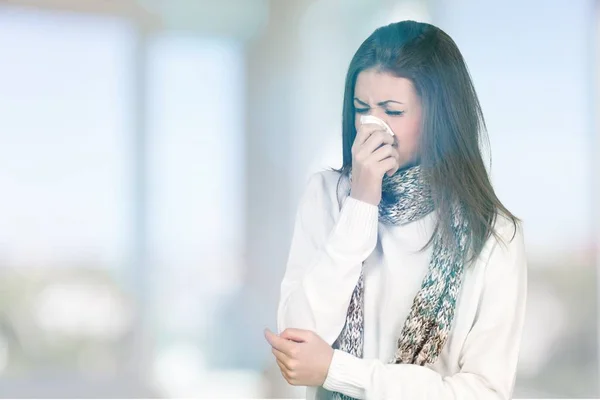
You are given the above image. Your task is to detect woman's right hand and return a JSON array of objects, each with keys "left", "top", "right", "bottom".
[{"left": 349, "top": 123, "right": 400, "bottom": 206}]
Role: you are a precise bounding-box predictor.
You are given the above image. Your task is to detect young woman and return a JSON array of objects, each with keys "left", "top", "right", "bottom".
[{"left": 265, "top": 20, "right": 527, "bottom": 400}]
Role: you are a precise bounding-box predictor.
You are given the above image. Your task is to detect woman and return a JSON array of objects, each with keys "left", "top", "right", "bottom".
[{"left": 264, "top": 20, "right": 527, "bottom": 400}]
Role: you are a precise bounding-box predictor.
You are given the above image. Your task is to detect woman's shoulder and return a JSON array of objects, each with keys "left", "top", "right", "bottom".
[
  {"left": 300, "top": 169, "right": 349, "bottom": 213},
  {"left": 476, "top": 211, "right": 525, "bottom": 266},
  {"left": 306, "top": 168, "right": 345, "bottom": 190},
  {"left": 491, "top": 212, "right": 523, "bottom": 245}
]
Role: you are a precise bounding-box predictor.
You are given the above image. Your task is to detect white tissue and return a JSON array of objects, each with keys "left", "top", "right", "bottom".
[{"left": 359, "top": 115, "right": 395, "bottom": 136}]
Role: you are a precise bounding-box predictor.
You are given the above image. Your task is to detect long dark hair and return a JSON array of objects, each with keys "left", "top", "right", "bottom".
[{"left": 335, "top": 20, "right": 517, "bottom": 260}]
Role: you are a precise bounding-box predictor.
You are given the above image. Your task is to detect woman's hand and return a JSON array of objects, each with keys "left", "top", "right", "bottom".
[
  {"left": 350, "top": 123, "right": 401, "bottom": 205},
  {"left": 264, "top": 328, "right": 333, "bottom": 387}
]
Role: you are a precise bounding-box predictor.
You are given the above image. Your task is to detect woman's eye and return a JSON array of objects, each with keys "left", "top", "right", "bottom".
[
  {"left": 355, "top": 108, "right": 369, "bottom": 114},
  {"left": 386, "top": 111, "right": 404, "bottom": 116}
]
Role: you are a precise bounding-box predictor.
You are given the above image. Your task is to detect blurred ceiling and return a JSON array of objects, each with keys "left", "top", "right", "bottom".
[
  {"left": 0, "top": 0, "right": 433, "bottom": 41},
  {"left": 0, "top": 0, "right": 269, "bottom": 39},
  {"left": 138, "top": 0, "right": 269, "bottom": 39}
]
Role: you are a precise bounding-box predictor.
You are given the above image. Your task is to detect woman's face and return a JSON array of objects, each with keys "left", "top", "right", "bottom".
[{"left": 353, "top": 68, "right": 423, "bottom": 169}]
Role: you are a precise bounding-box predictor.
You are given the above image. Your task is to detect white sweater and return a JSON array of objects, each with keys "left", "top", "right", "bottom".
[{"left": 277, "top": 170, "right": 528, "bottom": 400}]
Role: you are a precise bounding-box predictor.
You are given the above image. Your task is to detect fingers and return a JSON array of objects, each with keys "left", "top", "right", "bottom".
[
  {"left": 264, "top": 329, "right": 295, "bottom": 356},
  {"left": 273, "top": 346, "right": 297, "bottom": 385},
  {"left": 276, "top": 358, "right": 291, "bottom": 381},
  {"left": 280, "top": 328, "right": 312, "bottom": 343},
  {"left": 272, "top": 347, "right": 291, "bottom": 367},
  {"left": 362, "top": 129, "right": 394, "bottom": 153},
  {"left": 353, "top": 123, "right": 388, "bottom": 148},
  {"left": 276, "top": 358, "right": 288, "bottom": 373},
  {"left": 369, "top": 144, "right": 398, "bottom": 163},
  {"left": 362, "top": 143, "right": 400, "bottom": 177},
  {"left": 353, "top": 130, "right": 394, "bottom": 161},
  {"left": 379, "top": 156, "right": 399, "bottom": 177},
  {"left": 264, "top": 329, "right": 278, "bottom": 346}
]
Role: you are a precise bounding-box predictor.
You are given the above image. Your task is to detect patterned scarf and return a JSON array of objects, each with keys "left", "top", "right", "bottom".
[{"left": 330, "top": 165, "right": 469, "bottom": 400}]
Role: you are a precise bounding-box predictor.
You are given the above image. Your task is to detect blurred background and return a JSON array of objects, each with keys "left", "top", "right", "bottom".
[{"left": 0, "top": 0, "right": 597, "bottom": 398}]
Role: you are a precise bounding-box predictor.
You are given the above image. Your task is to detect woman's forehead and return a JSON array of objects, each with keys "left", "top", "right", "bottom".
[{"left": 354, "top": 69, "right": 416, "bottom": 103}]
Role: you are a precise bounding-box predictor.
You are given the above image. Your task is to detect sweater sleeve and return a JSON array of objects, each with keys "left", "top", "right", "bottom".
[
  {"left": 277, "top": 172, "right": 379, "bottom": 345},
  {"left": 322, "top": 219, "right": 528, "bottom": 400}
]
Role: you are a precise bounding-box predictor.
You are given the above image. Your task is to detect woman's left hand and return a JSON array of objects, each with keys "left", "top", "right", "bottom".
[{"left": 264, "top": 328, "right": 334, "bottom": 387}]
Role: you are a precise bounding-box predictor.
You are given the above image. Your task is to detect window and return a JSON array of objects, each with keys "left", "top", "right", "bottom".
[{"left": 0, "top": 5, "right": 143, "bottom": 396}]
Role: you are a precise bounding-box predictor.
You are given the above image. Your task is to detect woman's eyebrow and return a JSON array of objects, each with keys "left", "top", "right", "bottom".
[
  {"left": 378, "top": 100, "right": 404, "bottom": 106},
  {"left": 353, "top": 97, "right": 404, "bottom": 106},
  {"left": 353, "top": 97, "right": 369, "bottom": 106}
]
